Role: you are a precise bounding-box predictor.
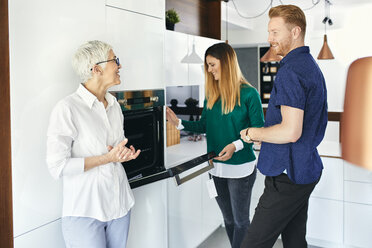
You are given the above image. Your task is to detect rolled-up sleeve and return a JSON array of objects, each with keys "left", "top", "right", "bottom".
[{"left": 46, "top": 102, "right": 84, "bottom": 180}]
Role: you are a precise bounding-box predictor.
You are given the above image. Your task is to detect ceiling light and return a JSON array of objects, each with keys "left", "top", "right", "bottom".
[
  {"left": 181, "top": 40, "right": 203, "bottom": 64},
  {"left": 318, "top": 0, "right": 334, "bottom": 60},
  {"left": 260, "top": 46, "right": 282, "bottom": 62},
  {"left": 341, "top": 57, "right": 372, "bottom": 170}
]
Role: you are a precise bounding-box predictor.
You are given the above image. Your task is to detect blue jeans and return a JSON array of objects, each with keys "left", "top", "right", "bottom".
[
  {"left": 62, "top": 211, "right": 131, "bottom": 248},
  {"left": 213, "top": 168, "right": 257, "bottom": 248}
]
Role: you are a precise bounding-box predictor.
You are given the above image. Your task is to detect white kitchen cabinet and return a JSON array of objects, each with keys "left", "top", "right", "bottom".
[
  {"left": 9, "top": 0, "right": 106, "bottom": 239},
  {"left": 165, "top": 30, "right": 189, "bottom": 86},
  {"left": 166, "top": 138, "right": 223, "bottom": 248},
  {"left": 311, "top": 157, "right": 343, "bottom": 201},
  {"left": 106, "top": 0, "right": 165, "bottom": 19},
  {"left": 106, "top": 6, "right": 164, "bottom": 91},
  {"left": 165, "top": 30, "right": 220, "bottom": 89},
  {"left": 345, "top": 180, "right": 372, "bottom": 205},
  {"left": 306, "top": 198, "right": 343, "bottom": 246},
  {"left": 188, "top": 35, "right": 220, "bottom": 86},
  {"left": 344, "top": 160, "right": 372, "bottom": 183},
  {"left": 344, "top": 202, "right": 372, "bottom": 248},
  {"left": 14, "top": 219, "right": 65, "bottom": 248},
  {"left": 127, "top": 180, "right": 168, "bottom": 248},
  {"left": 168, "top": 175, "right": 204, "bottom": 248}
]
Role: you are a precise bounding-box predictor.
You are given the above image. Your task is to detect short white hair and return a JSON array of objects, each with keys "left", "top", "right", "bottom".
[{"left": 72, "top": 40, "right": 112, "bottom": 82}]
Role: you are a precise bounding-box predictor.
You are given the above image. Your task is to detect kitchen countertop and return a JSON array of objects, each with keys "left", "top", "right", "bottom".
[{"left": 165, "top": 136, "right": 207, "bottom": 169}]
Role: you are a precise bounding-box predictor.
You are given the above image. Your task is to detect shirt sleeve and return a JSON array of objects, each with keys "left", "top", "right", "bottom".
[
  {"left": 46, "top": 101, "right": 84, "bottom": 180},
  {"left": 273, "top": 67, "right": 306, "bottom": 110},
  {"left": 232, "top": 139, "right": 244, "bottom": 152},
  {"left": 176, "top": 118, "right": 184, "bottom": 130}
]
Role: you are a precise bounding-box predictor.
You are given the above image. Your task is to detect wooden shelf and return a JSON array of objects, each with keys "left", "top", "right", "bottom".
[{"left": 166, "top": 0, "right": 221, "bottom": 40}]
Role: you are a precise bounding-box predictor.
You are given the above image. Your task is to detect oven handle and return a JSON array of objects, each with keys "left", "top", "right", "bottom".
[{"left": 168, "top": 151, "right": 216, "bottom": 186}]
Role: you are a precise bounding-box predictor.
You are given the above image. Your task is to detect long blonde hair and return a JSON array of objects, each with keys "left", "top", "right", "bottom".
[{"left": 204, "top": 43, "right": 250, "bottom": 114}]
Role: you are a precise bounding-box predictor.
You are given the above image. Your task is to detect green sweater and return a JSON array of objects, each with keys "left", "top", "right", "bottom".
[{"left": 182, "top": 85, "right": 264, "bottom": 165}]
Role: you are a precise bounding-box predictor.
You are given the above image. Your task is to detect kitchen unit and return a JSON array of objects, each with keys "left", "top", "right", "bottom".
[
  {"left": 5, "top": 0, "right": 372, "bottom": 248},
  {"left": 9, "top": 0, "right": 170, "bottom": 247},
  {"left": 8, "top": 0, "right": 223, "bottom": 247}
]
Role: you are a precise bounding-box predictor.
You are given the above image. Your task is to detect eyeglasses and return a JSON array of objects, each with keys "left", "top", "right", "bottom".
[{"left": 91, "top": 57, "right": 120, "bottom": 71}]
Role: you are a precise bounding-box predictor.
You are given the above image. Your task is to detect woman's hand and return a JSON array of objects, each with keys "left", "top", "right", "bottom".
[
  {"left": 215, "top": 143, "right": 236, "bottom": 161},
  {"left": 106, "top": 139, "right": 141, "bottom": 163},
  {"left": 166, "top": 107, "right": 179, "bottom": 126}
]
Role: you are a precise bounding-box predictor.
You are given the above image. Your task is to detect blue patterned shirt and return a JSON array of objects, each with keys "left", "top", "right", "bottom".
[{"left": 257, "top": 46, "right": 328, "bottom": 184}]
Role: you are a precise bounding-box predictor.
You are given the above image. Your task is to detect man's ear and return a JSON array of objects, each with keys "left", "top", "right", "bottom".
[{"left": 292, "top": 26, "right": 302, "bottom": 40}]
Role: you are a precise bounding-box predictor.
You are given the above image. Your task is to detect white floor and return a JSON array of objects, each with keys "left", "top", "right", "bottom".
[{"left": 198, "top": 226, "right": 321, "bottom": 248}]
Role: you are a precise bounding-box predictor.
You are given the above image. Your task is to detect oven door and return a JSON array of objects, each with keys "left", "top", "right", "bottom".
[
  {"left": 122, "top": 106, "right": 165, "bottom": 181},
  {"left": 128, "top": 151, "right": 217, "bottom": 188}
]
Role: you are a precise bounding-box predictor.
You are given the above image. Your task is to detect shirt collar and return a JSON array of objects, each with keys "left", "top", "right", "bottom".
[
  {"left": 76, "top": 84, "right": 115, "bottom": 109},
  {"left": 280, "top": 46, "right": 309, "bottom": 66}
]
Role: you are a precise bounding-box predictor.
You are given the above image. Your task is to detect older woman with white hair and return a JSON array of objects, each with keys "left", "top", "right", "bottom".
[{"left": 46, "top": 40, "right": 140, "bottom": 248}]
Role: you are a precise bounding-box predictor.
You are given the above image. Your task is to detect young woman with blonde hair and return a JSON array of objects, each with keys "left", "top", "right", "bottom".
[{"left": 167, "top": 42, "right": 264, "bottom": 248}]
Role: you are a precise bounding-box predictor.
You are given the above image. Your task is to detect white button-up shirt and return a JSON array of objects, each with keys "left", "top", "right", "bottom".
[{"left": 46, "top": 84, "right": 134, "bottom": 221}]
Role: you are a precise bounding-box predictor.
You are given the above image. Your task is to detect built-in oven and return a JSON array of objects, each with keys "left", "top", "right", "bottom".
[{"left": 111, "top": 89, "right": 216, "bottom": 188}]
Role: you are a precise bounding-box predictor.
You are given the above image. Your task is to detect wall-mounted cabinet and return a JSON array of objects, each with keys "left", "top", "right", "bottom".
[
  {"left": 106, "top": 6, "right": 164, "bottom": 91},
  {"left": 166, "top": 0, "right": 220, "bottom": 39},
  {"left": 106, "top": 0, "right": 165, "bottom": 19}
]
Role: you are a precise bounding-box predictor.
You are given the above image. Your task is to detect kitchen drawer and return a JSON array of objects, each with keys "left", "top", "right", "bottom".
[
  {"left": 345, "top": 180, "right": 372, "bottom": 205},
  {"left": 306, "top": 198, "right": 343, "bottom": 245},
  {"left": 344, "top": 202, "right": 372, "bottom": 248},
  {"left": 344, "top": 160, "right": 372, "bottom": 183},
  {"left": 311, "top": 157, "right": 343, "bottom": 201}
]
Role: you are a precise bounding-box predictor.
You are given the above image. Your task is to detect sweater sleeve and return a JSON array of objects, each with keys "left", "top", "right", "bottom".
[
  {"left": 247, "top": 88, "right": 265, "bottom": 128},
  {"left": 181, "top": 105, "right": 207, "bottom": 134}
]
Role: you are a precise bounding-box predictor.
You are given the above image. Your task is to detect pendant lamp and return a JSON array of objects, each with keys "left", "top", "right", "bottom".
[
  {"left": 181, "top": 39, "right": 203, "bottom": 64},
  {"left": 317, "top": 0, "right": 334, "bottom": 60},
  {"left": 260, "top": 46, "right": 282, "bottom": 62},
  {"left": 341, "top": 57, "right": 372, "bottom": 170}
]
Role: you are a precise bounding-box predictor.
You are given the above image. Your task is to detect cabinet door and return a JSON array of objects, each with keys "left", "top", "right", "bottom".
[
  {"left": 164, "top": 30, "right": 189, "bottom": 86},
  {"left": 344, "top": 202, "right": 372, "bottom": 248},
  {"left": 345, "top": 180, "right": 372, "bottom": 205},
  {"left": 106, "top": 7, "right": 164, "bottom": 91},
  {"left": 106, "top": 0, "right": 165, "bottom": 19},
  {"left": 167, "top": 175, "right": 203, "bottom": 248},
  {"left": 10, "top": 0, "right": 105, "bottom": 238},
  {"left": 127, "top": 180, "right": 168, "bottom": 248},
  {"left": 14, "top": 219, "right": 64, "bottom": 248},
  {"left": 188, "top": 36, "right": 220, "bottom": 86},
  {"left": 306, "top": 198, "right": 343, "bottom": 245},
  {"left": 344, "top": 160, "right": 372, "bottom": 183},
  {"left": 311, "top": 157, "right": 343, "bottom": 201}
]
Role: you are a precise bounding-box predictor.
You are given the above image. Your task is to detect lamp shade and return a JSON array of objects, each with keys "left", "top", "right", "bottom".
[
  {"left": 317, "top": 34, "right": 334, "bottom": 60},
  {"left": 181, "top": 43, "right": 203, "bottom": 64},
  {"left": 260, "top": 46, "right": 282, "bottom": 62},
  {"left": 341, "top": 57, "right": 372, "bottom": 170}
]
